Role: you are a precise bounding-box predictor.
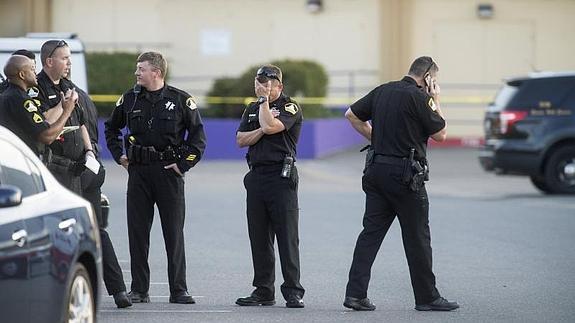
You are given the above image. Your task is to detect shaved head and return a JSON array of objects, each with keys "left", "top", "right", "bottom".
[{"left": 3, "top": 55, "right": 32, "bottom": 79}]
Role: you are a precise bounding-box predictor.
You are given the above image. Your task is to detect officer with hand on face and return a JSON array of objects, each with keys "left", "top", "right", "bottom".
[
  {"left": 0, "top": 54, "right": 77, "bottom": 156},
  {"left": 235, "top": 65, "right": 305, "bottom": 309},
  {"left": 105, "top": 51, "right": 206, "bottom": 305},
  {"left": 342, "top": 56, "right": 459, "bottom": 312}
]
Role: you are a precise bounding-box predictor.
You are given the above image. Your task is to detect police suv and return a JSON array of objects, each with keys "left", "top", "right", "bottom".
[{"left": 479, "top": 72, "right": 575, "bottom": 194}]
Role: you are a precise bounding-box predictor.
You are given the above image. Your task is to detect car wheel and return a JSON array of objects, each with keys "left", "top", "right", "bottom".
[
  {"left": 529, "top": 175, "right": 553, "bottom": 194},
  {"left": 544, "top": 146, "right": 575, "bottom": 194},
  {"left": 64, "top": 263, "right": 95, "bottom": 323}
]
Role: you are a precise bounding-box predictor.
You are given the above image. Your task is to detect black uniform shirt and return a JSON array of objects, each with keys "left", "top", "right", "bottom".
[
  {"left": 350, "top": 76, "right": 445, "bottom": 160},
  {"left": 104, "top": 84, "right": 207, "bottom": 173},
  {"left": 0, "top": 83, "right": 49, "bottom": 155},
  {"left": 36, "top": 70, "right": 86, "bottom": 160},
  {"left": 238, "top": 94, "right": 303, "bottom": 165}
]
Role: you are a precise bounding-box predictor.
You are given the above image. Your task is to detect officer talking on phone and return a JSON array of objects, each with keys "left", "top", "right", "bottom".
[
  {"left": 235, "top": 65, "right": 305, "bottom": 308},
  {"left": 342, "top": 56, "right": 459, "bottom": 312}
]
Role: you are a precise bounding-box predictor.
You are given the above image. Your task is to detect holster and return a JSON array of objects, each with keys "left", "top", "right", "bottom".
[
  {"left": 361, "top": 145, "right": 375, "bottom": 174},
  {"left": 47, "top": 154, "right": 74, "bottom": 174}
]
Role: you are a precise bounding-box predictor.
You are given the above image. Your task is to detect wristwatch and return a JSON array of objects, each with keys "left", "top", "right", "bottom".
[{"left": 257, "top": 96, "right": 268, "bottom": 104}]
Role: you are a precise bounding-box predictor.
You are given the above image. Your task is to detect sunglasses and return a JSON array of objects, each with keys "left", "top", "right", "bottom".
[
  {"left": 256, "top": 68, "right": 281, "bottom": 83},
  {"left": 47, "top": 40, "right": 68, "bottom": 58},
  {"left": 424, "top": 59, "right": 435, "bottom": 76}
]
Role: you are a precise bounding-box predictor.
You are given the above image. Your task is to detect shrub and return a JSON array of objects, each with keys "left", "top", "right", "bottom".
[
  {"left": 204, "top": 59, "right": 335, "bottom": 119},
  {"left": 86, "top": 52, "right": 139, "bottom": 117}
]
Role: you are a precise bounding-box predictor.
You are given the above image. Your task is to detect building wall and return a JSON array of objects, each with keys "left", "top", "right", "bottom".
[{"left": 4, "top": 0, "right": 574, "bottom": 99}]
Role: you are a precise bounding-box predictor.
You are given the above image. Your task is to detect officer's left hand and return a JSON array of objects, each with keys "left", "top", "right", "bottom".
[
  {"left": 164, "top": 163, "right": 183, "bottom": 177},
  {"left": 254, "top": 78, "right": 271, "bottom": 98}
]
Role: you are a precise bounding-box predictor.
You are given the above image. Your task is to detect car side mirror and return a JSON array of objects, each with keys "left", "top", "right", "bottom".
[{"left": 0, "top": 185, "right": 22, "bottom": 208}]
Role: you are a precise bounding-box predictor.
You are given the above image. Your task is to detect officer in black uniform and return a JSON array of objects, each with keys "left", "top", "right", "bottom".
[
  {"left": 0, "top": 50, "right": 37, "bottom": 94},
  {"left": 342, "top": 56, "right": 459, "bottom": 312},
  {"left": 36, "top": 40, "right": 93, "bottom": 194},
  {"left": 105, "top": 51, "right": 206, "bottom": 304},
  {"left": 235, "top": 65, "right": 305, "bottom": 308},
  {"left": 0, "top": 54, "right": 77, "bottom": 155}
]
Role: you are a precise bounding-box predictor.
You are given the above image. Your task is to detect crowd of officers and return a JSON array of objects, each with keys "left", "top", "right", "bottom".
[{"left": 0, "top": 41, "right": 459, "bottom": 312}]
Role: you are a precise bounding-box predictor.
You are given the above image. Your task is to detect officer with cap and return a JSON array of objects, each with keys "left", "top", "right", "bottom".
[
  {"left": 36, "top": 40, "right": 93, "bottom": 194},
  {"left": 105, "top": 51, "right": 206, "bottom": 304},
  {"left": 342, "top": 56, "right": 459, "bottom": 312},
  {"left": 235, "top": 64, "right": 305, "bottom": 308},
  {"left": 0, "top": 54, "right": 77, "bottom": 155}
]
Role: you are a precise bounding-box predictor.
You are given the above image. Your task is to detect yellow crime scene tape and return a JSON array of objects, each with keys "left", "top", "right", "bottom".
[{"left": 90, "top": 95, "right": 493, "bottom": 106}]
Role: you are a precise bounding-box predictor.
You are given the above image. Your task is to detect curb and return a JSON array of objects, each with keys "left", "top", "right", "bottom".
[{"left": 429, "top": 137, "right": 484, "bottom": 148}]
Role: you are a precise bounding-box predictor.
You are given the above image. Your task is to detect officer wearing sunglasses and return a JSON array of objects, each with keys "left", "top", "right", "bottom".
[{"left": 236, "top": 65, "right": 305, "bottom": 308}]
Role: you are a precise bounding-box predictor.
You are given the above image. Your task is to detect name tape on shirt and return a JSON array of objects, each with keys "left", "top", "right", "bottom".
[
  {"left": 428, "top": 98, "right": 437, "bottom": 111},
  {"left": 284, "top": 103, "right": 298, "bottom": 115}
]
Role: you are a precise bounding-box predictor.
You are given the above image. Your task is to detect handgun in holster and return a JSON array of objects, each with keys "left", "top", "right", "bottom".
[
  {"left": 360, "top": 144, "right": 374, "bottom": 174},
  {"left": 406, "top": 148, "right": 427, "bottom": 192}
]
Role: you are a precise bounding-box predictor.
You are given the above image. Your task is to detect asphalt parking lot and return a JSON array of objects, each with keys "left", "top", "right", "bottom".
[{"left": 98, "top": 147, "right": 575, "bottom": 323}]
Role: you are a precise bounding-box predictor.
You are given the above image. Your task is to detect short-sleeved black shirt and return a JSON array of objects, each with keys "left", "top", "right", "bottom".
[
  {"left": 350, "top": 76, "right": 445, "bottom": 160},
  {"left": 0, "top": 83, "right": 49, "bottom": 155},
  {"left": 36, "top": 70, "right": 86, "bottom": 160},
  {"left": 237, "top": 94, "right": 303, "bottom": 165}
]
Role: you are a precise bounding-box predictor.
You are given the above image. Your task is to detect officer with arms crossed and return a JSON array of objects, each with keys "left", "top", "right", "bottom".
[
  {"left": 105, "top": 52, "right": 206, "bottom": 304},
  {"left": 236, "top": 65, "right": 305, "bottom": 308},
  {"left": 0, "top": 54, "right": 77, "bottom": 156},
  {"left": 343, "top": 56, "right": 459, "bottom": 312}
]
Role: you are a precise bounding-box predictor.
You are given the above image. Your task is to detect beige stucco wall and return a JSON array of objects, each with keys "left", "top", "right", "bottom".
[{"left": 50, "top": 0, "right": 384, "bottom": 97}]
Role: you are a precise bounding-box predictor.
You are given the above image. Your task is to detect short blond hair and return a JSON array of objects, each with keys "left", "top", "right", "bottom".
[{"left": 137, "top": 51, "right": 168, "bottom": 78}]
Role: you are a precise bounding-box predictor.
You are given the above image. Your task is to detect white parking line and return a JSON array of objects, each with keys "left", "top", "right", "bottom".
[{"left": 100, "top": 310, "right": 233, "bottom": 313}]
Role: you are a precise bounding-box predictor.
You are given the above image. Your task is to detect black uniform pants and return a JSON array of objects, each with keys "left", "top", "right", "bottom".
[
  {"left": 51, "top": 167, "right": 82, "bottom": 195},
  {"left": 127, "top": 163, "right": 187, "bottom": 295},
  {"left": 81, "top": 166, "right": 126, "bottom": 295},
  {"left": 345, "top": 162, "right": 440, "bottom": 305},
  {"left": 244, "top": 164, "right": 305, "bottom": 300}
]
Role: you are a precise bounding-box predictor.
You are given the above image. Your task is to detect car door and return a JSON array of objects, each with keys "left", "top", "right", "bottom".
[{"left": 0, "top": 139, "right": 45, "bottom": 323}]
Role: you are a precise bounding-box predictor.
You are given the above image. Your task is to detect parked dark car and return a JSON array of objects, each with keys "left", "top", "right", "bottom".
[
  {"left": 479, "top": 72, "right": 575, "bottom": 194},
  {"left": 0, "top": 126, "right": 102, "bottom": 323}
]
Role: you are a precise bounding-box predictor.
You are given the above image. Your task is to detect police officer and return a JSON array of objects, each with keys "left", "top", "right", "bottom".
[
  {"left": 342, "top": 56, "right": 459, "bottom": 311},
  {"left": 0, "top": 54, "right": 77, "bottom": 155},
  {"left": 36, "top": 40, "right": 93, "bottom": 194},
  {"left": 0, "top": 50, "right": 37, "bottom": 94},
  {"left": 235, "top": 65, "right": 305, "bottom": 308},
  {"left": 105, "top": 51, "right": 206, "bottom": 304}
]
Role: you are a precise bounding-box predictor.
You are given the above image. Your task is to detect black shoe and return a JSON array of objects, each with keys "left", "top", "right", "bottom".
[
  {"left": 343, "top": 296, "right": 376, "bottom": 311},
  {"left": 169, "top": 291, "right": 196, "bottom": 304},
  {"left": 236, "top": 294, "right": 275, "bottom": 306},
  {"left": 285, "top": 295, "right": 305, "bottom": 308},
  {"left": 128, "top": 291, "right": 150, "bottom": 303},
  {"left": 113, "top": 291, "right": 132, "bottom": 308},
  {"left": 415, "top": 297, "right": 459, "bottom": 311}
]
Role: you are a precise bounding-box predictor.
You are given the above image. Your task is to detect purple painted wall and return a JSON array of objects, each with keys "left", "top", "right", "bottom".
[{"left": 97, "top": 117, "right": 366, "bottom": 160}]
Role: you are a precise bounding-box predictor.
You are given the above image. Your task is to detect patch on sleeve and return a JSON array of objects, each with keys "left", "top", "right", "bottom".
[
  {"left": 186, "top": 97, "right": 197, "bottom": 110},
  {"left": 32, "top": 113, "right": 43, "bottom": 124},
  {"left": 284, "top": 103, "right": 298, "bottom": 115},
  {"left": 116, "top": 95, "right": 124, "bottom": 107},
  {"left": 27, "top": 87, "right": 40, "bottom": 98},
  {"left": 186, "top": 154, "right": 197, "bottom": 162},
  {"left": 428, "top": 98, "right": 437, "bottom": 111},
  {"left": 23, "top": 100, "right": 38, "bottom": 112}
]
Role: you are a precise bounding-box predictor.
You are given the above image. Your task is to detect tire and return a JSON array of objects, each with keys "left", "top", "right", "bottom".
[
  {"left": 64, "top": 263, "right": 95, "bottom": 323},
  {"left": 544, "top": 146, "right": 575, "bottom": 194},
  {"left": 529, "top": 175, "right": 553, "bottom": 194}
]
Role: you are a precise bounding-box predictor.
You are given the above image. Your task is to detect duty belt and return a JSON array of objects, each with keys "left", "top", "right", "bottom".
[
  {"left": 373, "top": 154, "right": 408, "bottom": 166},
  {"left": 128, "top": 145, "right": 178, "bottom": 164}
]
